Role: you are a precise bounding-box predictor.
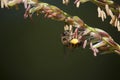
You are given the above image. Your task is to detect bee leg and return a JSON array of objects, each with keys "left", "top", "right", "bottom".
[{"left": 63, "top": 46, "right": 68, "bottom": 62}]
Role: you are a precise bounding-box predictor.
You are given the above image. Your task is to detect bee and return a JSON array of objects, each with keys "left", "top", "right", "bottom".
[{"left": 61, "top": 26, "right": 83, "bottom": 48}]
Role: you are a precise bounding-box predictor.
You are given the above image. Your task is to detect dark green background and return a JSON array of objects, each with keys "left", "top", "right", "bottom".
[{"left": 0, "top": 0, "right": 120, "bottom": 80}]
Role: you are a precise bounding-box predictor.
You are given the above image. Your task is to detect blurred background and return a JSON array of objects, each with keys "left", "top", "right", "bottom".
[{"left": 0, "top": 0, "right": 120, "bottom": 80}]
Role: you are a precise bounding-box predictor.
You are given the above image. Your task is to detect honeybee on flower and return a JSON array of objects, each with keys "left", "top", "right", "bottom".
[{"left": 61, "top": 23, "right": 120, "bottom": 56}]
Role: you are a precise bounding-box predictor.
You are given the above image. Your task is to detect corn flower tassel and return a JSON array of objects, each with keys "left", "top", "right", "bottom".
[{"left": 0, "top": 0, "right": 120, "bottom": 56}]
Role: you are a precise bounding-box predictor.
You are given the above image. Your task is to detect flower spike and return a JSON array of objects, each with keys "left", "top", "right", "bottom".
[{"left": 1, "top": 0, "right": 120, "bottom": 56}]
